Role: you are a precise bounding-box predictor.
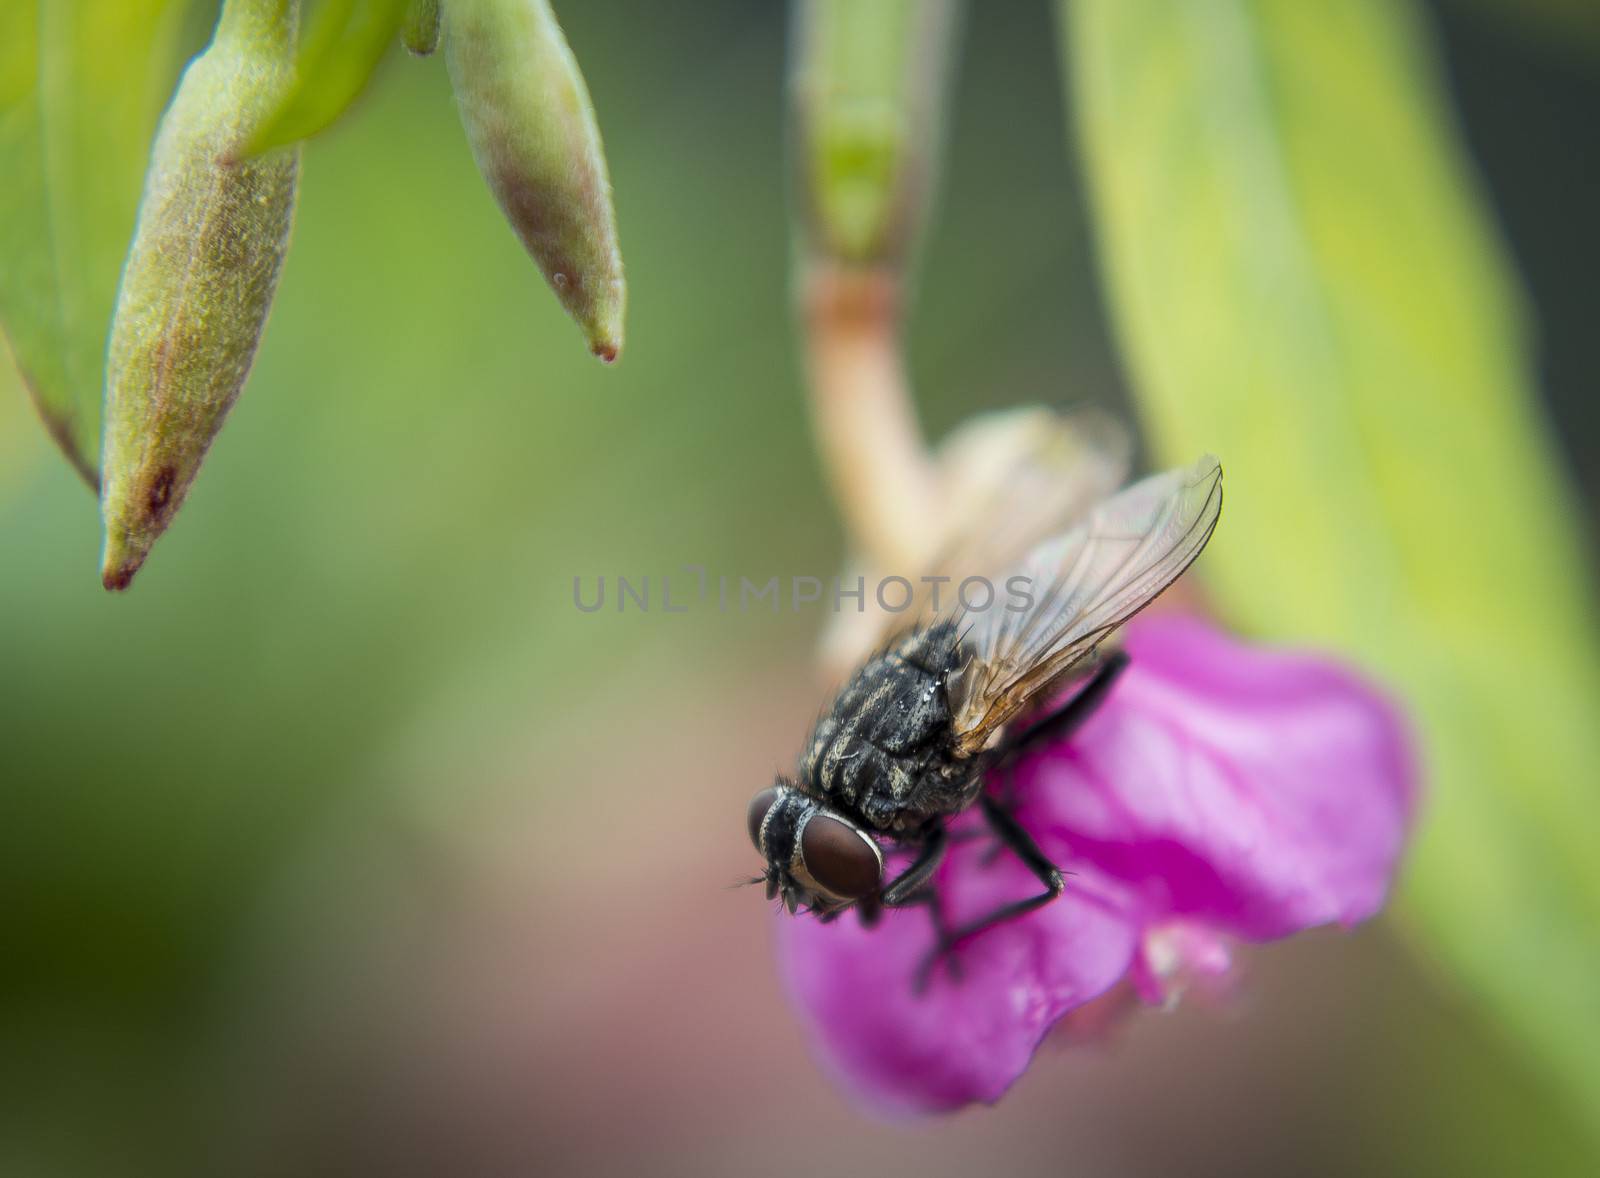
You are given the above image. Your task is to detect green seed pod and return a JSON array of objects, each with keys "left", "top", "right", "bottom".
[
  {"left": 100, "top": 0, "right": 300, "bottom": 592},
  {"left": 445, "top": 0, "right": 625, "bottom": 362},
  {"left": 402, "top": 0, "right": 441, "bottom": 57}
]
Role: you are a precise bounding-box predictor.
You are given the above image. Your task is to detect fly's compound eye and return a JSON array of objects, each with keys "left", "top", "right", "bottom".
[
  {"left": 799, "top": 814, "right": 883, "bottom": 902},
  {"left": 747, "top": 787, "right": 779, "bottom": 852}
]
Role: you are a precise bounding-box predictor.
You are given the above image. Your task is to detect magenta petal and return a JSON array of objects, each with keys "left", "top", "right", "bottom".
[
  {"left": 776, "top": 849, "right": 1138, "bottom": 1115},
  {"left": 1017, "top": 615, "right": 1416, "bottom": 939}
]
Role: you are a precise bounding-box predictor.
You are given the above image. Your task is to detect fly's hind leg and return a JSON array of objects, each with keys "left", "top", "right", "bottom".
[
  {"left": 978, "top": 649, "right": 1130, "bottom": 865},
  {"left": 914, "top": 794, "right": 1066, "bottom": 990},
  {"left": 997, "top": 648, "right": 1130, "bottom": 769}
]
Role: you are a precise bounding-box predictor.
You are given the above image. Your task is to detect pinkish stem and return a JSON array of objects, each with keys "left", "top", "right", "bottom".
[{"left": 800, "top": 262, "right": 938, "bottom": 574}]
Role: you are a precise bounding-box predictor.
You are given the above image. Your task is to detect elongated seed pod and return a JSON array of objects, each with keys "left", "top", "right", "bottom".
[
  {"left": 100, "top": 0, "right": 300, "bottom": 592},
  {"left": 445, "top": 0, "right": 625, "bottom": 362}
]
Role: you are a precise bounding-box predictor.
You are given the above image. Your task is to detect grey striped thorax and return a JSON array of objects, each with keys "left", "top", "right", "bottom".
[{"left": 796, "top": 619, "right": 981, "bottom": 835}]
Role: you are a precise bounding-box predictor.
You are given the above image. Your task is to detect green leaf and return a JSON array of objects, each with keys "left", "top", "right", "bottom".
[
  {"left": 243, "top": 0, "right": 408, "bottom": 156},
  {"left": 0, "top": 0, "right": 193, "bottom": 489},
  {"left": 1068, "top": 0, "right": 1600, "bottom": 1141}
]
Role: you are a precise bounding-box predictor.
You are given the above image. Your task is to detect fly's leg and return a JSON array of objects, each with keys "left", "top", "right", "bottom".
[
  {"left": 879, "top": 824, "right": 947, "bottom": 906},
  {"left": 896, "top": 887, "right": 962, "bottom": 991},
  {"left": 914, "top": 795, "right": 1065, "bottom": 989},
  {"left": 851, "top": 892, "right": 881, "bottom": 927},
  {"left": 942, "top": 827, "right": 989, "bottom": 846},
  {"left": 870, "top": 826, "right": 964, "bottom": 988},
  {"left": 977, "top": 766, "right": 1021, "bottom": 867},
  {"left": 978, "top": 650, "right": 1130, "bottom": 864},
  {"left": 854, "top": 832, "right": 947, "bottom": 931},
  {"left": 997, "top": 648, "right": 1130, "bottom": 767}
]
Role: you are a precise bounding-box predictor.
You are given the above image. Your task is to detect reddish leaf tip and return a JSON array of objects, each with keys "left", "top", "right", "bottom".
[{"left": 102, "top": 562, "right": 140, "bottom": 593}]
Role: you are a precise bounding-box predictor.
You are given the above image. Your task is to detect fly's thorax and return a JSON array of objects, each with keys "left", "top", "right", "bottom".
[{"left": 801, "top": 624, "right": 964, "bottom": 817}]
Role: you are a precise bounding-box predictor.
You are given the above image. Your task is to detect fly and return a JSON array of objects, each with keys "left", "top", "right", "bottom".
[{"left": 747, "top": 454, "right": 1224, "bottom": 984}]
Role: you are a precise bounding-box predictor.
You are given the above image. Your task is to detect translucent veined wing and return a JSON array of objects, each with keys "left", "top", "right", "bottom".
[{"left": 945, "top": 455, "right": 1223, "bottom": 756}]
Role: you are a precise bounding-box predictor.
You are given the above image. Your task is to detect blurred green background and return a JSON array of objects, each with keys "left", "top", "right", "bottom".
[{"left": 2, "top": 2, "right": 1597, "bottom": 1175}]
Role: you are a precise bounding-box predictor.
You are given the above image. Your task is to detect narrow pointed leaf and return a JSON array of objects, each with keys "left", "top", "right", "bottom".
[
  {"left": 101, "top": 0, "right": 301, "bottom": 590},
  {"left": 0, "top": 0, "right": 193, "bottom": 488},
  {"left": 445, "top": 0, "right": 625, "bottom": 361},
  {"left": 1068, "top": 0, "right": 1600, "bottom": 1140}
]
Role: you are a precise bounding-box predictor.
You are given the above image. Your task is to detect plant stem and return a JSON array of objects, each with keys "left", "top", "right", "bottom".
[{"left": 800, "top": 261, "right": 937, "bottom": 574}]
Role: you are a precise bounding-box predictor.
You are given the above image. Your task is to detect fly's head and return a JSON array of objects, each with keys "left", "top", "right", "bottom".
[{"left": 747, "top": 783, "right": 883, "bottom": 918}]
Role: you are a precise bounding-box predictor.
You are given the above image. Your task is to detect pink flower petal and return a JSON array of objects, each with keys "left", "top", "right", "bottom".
[
  {"left": 777, "top": 849, "right": 1137, "bottom": 1115},
  {"left": 1016, "top": 615, "right": 1416, "bottom": 939},
  {"left": 777, "top": 615, "right": 1416, "bottom": 1114}
]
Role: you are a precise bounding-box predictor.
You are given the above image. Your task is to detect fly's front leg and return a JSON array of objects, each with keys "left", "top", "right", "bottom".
[
  {"left": 879, "top": 824, "right": 947, "bottom": 907},
  {"left": 853, "top": 825, "right": 945, "bottom": 929},
  {"left": 914, "top": 795, "right": 1066, "bottom": 989},
  {"left": 869, "top": 826, "right": 964, "bottom": 988}
]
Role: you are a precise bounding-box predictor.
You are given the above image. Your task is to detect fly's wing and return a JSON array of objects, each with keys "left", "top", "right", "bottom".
[{"left": 945, "top": 455, "right": 1223, "bottom": 756}]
